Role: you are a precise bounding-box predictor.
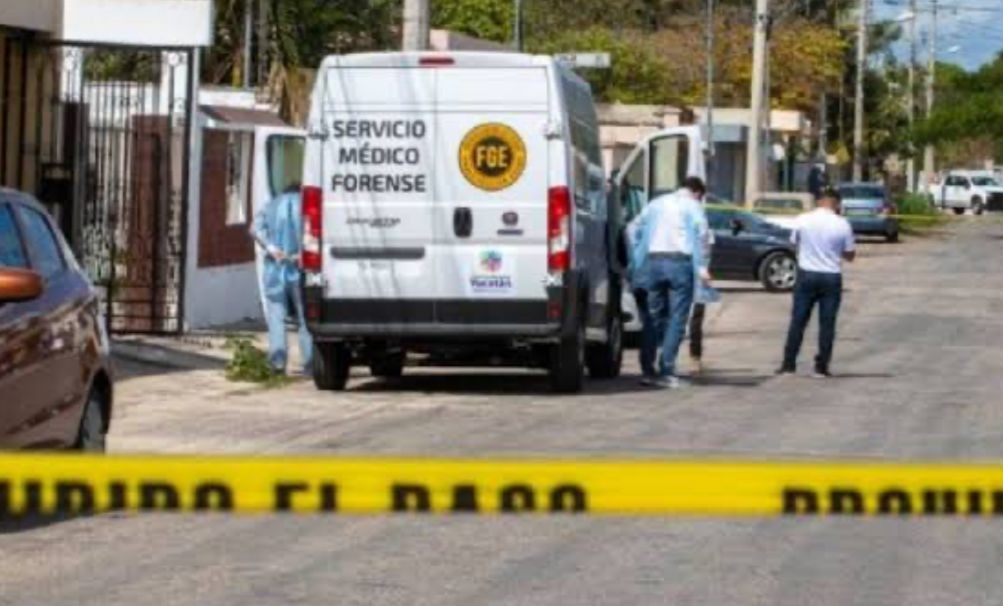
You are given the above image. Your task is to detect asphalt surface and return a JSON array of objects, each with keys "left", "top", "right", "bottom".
[{"left": 2, "top": 218, "right": 1003, "bottom": 606}]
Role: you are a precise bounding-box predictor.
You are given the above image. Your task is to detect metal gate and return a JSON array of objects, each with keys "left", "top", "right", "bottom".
[{"left": 1, "top": 39, "right": 194, "bottom": 334}]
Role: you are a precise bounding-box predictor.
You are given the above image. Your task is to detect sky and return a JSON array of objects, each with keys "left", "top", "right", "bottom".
[{"left": 875, "top": 0, "right": 1003, "bottom": 71}]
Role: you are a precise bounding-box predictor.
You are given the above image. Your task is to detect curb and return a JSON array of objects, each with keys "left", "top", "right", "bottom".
[{"left": 112, "top": 340, "right": 227, "bottom": 371}]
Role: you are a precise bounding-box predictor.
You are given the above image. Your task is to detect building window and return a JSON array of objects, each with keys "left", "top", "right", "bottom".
[{"left": 225, "top": 132, "right": 253, "bottom": 225}]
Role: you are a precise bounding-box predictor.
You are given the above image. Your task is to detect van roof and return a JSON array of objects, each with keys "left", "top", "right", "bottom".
[{"left": 320, "top": 52, "right": 555, "bottom": 70}]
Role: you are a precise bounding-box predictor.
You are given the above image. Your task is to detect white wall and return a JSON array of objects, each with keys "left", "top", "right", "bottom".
[
  {"left": 61, "top": 0, "right": 212, "bottom": 46},
  {"left": 0, "top": 0, "right": 59, "bottom": 32}
]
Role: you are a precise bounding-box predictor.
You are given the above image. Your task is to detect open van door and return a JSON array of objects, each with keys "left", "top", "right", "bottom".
[
  {"left": 611, "top": 125, "right": 704, "bottom": 333},
  {"left": 252, "top": 125, "right": 306, "bottom": 316}
]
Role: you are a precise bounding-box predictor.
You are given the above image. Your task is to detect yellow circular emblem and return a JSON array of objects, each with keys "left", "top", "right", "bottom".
[{"left": 458, "top": 123, "right": 527, "bottom": 191}]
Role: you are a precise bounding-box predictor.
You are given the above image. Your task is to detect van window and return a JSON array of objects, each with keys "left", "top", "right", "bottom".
[
  {"left": 267, "top": 135, "right": 305, "bottom": 197},
  {"left": 620, "top": 151, "right": 647, "bottom": 222},
  {"left": 649, "top": 135, "right": 689, "bottom": 198}
]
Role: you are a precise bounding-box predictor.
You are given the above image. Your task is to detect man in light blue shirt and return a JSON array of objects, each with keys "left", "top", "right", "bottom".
[
  {"left": 630, "top": 176, "right": 711, "bottom": 388},
  {"left": 251, "top": 185, "right": 313, "bottom": 374}
]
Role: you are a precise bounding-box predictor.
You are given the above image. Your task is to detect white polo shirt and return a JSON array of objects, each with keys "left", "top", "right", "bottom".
[{"left": 791, "top": 208, "right": 855, "bottom": 274}]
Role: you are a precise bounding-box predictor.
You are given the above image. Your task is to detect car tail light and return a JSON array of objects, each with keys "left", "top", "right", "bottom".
[
  {"left": 301, "top": 186, "right": 322, "bottom": 272},
  {"left": 548, "top": 186, "right": 571, "bottom": 272}
]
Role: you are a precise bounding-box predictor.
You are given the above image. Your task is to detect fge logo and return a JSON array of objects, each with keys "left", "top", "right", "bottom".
[{"left": 458, "top": 123, "right": 527, "bottom": 192}]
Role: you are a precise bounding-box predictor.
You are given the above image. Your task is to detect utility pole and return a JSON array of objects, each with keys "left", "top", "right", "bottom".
[
  {"left": 852, "top": 0, "right": 868, "bottom": 182},
  {"left": 906, "top": 0, "right": 917, "bottom": 192},
  {"left": 513, "top": 0, "right": 524, "bottom": 51},
  {"left": 744, "top": 0, "right": 769, "bottom": 207},
  {"left": 403, "top": 0, "right": 430, "bottom": 51},
  {"left": 242, "top": 0, "right": 253, "bottom": 88},
  {"left": 705, "top": 0, "right": 716, "bottom": 185},
  {"left": 923, "top": 0, "right": 937, "bottom": 187}
]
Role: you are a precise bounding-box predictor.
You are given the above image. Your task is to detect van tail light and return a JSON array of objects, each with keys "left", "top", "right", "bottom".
[
  {"left": 419, "top": 56, "right": 454, "bottom": 67},
  {"left": 301, "top": 186, "right": 323, "bottom": 272},
  {"left": 547, "top": 186, "right": 571, "bottom": 272}
]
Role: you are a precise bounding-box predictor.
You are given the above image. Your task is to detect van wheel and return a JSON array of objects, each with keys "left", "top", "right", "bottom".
[
  {"left": 313, "top": 342, "right": 350, "bottom": 391},
  {"left": 370, "top": 352, "right": 405, "bottom": 379},
  {"left": 587, "top": 312, "right": 623, "bottom": 379},
  {"left": 953, "top": 207, "right": 965, "bottom": 215},
  {"left": 75, "top": 387, "right": 107, "bottom": 452},
  {"left": 550, "top": 318, "right": 585, "bottom": 393}
]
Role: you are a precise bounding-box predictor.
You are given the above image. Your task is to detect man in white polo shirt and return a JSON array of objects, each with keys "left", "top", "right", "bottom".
[{"left": 778, "top": 187, "right": 856, "bottom": 377}]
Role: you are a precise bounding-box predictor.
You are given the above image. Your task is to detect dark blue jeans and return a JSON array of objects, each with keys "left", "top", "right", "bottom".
[
  {"left": 782, "top": 269, "right": 843, "bottom": 373},
  {"left": 647, "top": 257, "right": 695, "bottom": 377},
  {"left": 633, "top": 288, "right": 657, "bottom": 377}
]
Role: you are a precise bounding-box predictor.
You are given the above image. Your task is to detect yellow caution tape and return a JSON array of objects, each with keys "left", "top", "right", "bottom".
[
  {"left": 703, "top": 202, "right": 953, "bottom": 222},
  {"left": 4, "top": 454, "right": 1003, "bottom": 516}
]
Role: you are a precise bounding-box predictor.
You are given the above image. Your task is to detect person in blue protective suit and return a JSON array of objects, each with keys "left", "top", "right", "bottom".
[
  {"left": 628, "top": 176, "right": 712, "bottom": 389},
  {"left": 251, "top": 184, "right": 313, "bottom": 375}
]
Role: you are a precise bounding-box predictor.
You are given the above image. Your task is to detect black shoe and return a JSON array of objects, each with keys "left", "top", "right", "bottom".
[
  {"left": 811, "top": 368, "right": 832, "bottom": 379},
  {"left": 775, "top": 366, "right": 796, "bottom": 376}
]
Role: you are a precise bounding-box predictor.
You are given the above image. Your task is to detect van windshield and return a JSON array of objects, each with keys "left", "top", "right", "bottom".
[
  {"left": 267, "top": 135, "right": 305, "bottom": 197},
  {"left": 972, "top": 177, "right": 999, "bottom": 186}
]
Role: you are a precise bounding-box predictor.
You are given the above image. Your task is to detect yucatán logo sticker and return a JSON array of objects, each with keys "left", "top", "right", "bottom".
[{"left": 458, "top": 123, "right": 527, "bottom": 191}]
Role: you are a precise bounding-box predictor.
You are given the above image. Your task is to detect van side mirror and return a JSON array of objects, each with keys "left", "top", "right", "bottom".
[
  {"left": 730, "top": 218, "right": 744, "bottom": 236},
  {"left": 0, "top": 268, "right": 43, "bottom": 303}
]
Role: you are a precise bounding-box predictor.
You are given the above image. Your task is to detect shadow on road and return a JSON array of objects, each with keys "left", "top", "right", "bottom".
[
  {"left": 0, "top": 513, "right": 84, "bottom": 535},
  {"left": 351, "top": 371, "right": 680, "bottom": 396}
]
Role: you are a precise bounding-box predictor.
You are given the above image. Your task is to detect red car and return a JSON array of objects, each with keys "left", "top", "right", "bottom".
[{"left": 0, "top": 190, "right": 112, "bottom": 450}]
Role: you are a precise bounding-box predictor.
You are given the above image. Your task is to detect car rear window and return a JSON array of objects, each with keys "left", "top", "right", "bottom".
[
  {"left": 839, "top": 186, "right": 884, "bottom": 199},
  {"left": 0, "top": 205, "right": 28, "bottom": 269}
]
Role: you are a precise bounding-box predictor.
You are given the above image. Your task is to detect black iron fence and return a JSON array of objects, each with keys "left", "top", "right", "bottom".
[{"left": 1, "top": 38, "right": 194, "bottom": 334}]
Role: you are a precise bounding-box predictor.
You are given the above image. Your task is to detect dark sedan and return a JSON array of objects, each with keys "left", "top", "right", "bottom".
[{"left": 707, "top": 207, "right": 797, "bottom": 292}]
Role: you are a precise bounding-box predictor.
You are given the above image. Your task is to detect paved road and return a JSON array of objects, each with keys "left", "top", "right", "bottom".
[{"left": 3, "top": 219, "right": 1002, "bottom": 605}]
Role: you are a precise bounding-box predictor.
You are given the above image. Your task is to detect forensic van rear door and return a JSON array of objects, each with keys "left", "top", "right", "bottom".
[
  {"left": 430, "top": 60, "right": 552, "bottom": 326},
  {"left": 318, "top": 61, "right": 440, "bottom": 323}
]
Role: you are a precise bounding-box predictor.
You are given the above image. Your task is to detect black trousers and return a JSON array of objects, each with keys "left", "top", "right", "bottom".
[
  {"left": 689, "top": 303, "right": 705, "bottom": 359},
  {"left": 782, "top": 270, "right": 843, "bottom": 372}
]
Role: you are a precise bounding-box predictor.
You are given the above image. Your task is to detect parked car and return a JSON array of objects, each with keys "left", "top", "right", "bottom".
[
  {"left": 300, "top": 52, "right": 622, "bottom": 393},
  {"left": 927, "top": 170, "right": 1003, "bottom": 215},
  {"left": 706, "top": 206, "right": 797, "bottom": 291},
  {"left": 747, "top": 192, "right": 815, "bottom": 230},
  {"left": 0, "top": 190, "right": 112, "bottom": 450},
  {"left": 836, "top": 182, "right": 899, "bottom": 242}
]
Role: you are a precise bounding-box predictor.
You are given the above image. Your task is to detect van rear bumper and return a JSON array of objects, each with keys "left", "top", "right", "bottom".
[{"left": 306, "top": 298, "right": 561, "bottom": 340}]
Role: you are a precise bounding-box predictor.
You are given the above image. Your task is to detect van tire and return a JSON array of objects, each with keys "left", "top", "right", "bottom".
[
  {"left": 972, "top": 197, "right": 985, "bottom": 215},
  {"left": 313, "top": 342, "right": 350, "bottom": 391},
  {"left": 550, "top": 318, "right": 585, "bottom": 393},
  {"left": 587, "top": 311, "right": 623, "bottom": 379},
  {"left": 953, "top": 207, "right": 965, "bottom": 215},
  {"left": 370, "top": 352, "right": 405, "bottom": 379}
]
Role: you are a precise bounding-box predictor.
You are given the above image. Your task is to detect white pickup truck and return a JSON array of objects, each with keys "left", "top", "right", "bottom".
[{"left": 927, "top": 170, "right": 1003, "bottom": 215}]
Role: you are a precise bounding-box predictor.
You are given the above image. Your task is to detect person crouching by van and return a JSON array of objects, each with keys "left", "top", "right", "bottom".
[
  {"left": 631, "top": 177, "right": 711, "bottom": 389},
  {"left": 251, "top": 183, "right": 313, "bottom": 375}
]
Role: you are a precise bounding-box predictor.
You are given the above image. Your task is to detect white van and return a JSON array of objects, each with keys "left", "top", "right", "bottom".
[{"left": 300, "top": 52, "right": 622, "bottom": 392}]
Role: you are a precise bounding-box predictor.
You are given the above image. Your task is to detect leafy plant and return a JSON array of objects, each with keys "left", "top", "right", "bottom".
[{"left": 224, "top": 337, "right": 292, "bottom": 388}]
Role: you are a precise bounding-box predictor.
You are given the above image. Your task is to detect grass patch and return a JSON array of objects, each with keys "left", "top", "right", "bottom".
[{"left": 224, "top": 336, "right": 293, "bottom": 388}]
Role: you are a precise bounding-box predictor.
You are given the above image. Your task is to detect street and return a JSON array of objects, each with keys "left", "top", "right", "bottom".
[{"left": 2, "top": 218, "right": 1002, "bottom": 606}]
